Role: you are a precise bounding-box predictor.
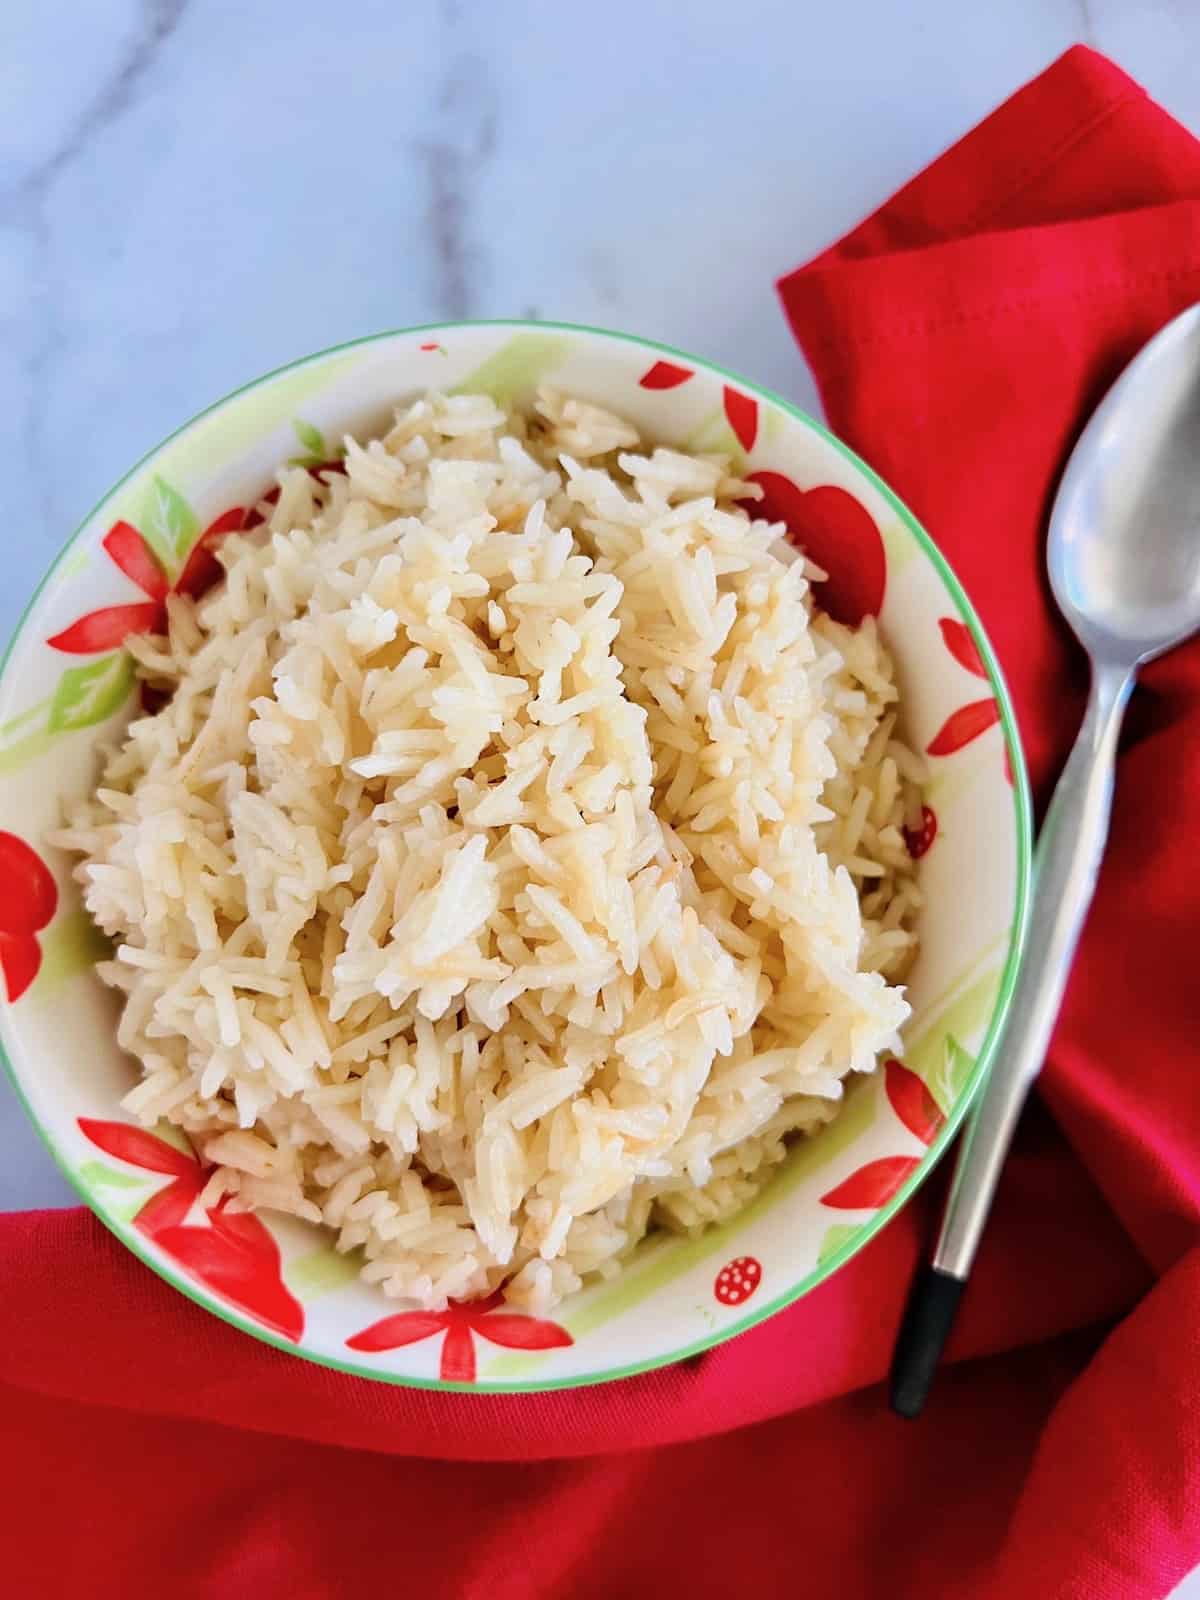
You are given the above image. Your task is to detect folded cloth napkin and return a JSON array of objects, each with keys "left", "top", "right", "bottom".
[{"left": 3, "top": 44, "right": 1199, "bottom": 1600}]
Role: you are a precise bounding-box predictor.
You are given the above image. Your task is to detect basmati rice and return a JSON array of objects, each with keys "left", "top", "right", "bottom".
[{"left": 55, "top": 387, "right": 923, "bottom": 1314}]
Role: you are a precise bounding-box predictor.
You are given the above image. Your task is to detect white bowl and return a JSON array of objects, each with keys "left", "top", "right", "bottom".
[{"left": 0, "top": 322, "right": 1031, "bottom": 1389}]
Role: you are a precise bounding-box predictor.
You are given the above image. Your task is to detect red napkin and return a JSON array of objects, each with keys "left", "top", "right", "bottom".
[{"left": 3, "top": 45, "right": 1200, "bottom": 1600}]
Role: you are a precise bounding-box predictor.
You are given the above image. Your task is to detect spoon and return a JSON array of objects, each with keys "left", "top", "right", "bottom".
[{"left": 890, "top": 302, "right": 1200, "bottom": 1419}]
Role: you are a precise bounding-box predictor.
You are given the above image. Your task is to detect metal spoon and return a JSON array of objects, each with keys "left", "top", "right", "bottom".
[{"left": 890, "top": 302, "right": 1200, "bottom": 1418}]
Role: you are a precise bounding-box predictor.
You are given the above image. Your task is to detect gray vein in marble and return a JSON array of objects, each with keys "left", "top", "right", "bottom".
[
  {"left": 6, "top": 0, "right": 189, "bottom": 532},
  {"left": 585, "top": 248, "right": 623, "bottom": 310},
  {"left": 420, "top": 138, "right": 472, "bottom": 322},
  {"left": 4, "top": 0, "right": 188, "bottom": 210},
  {"left": 419, "top": 1, "right": 498, "bottom": 320}
]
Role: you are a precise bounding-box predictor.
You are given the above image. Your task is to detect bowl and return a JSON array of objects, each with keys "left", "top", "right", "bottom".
[{"left": 0, "top": 321, "right": 1031, "bottom": 1389}]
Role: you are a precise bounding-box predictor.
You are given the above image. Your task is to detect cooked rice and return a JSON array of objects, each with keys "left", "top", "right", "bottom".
[{"left": 55, "top": 387, "right": 923, "bottom": 1314}]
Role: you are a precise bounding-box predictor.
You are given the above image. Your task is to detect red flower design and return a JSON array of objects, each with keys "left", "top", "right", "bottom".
[
  {"left": 926, "top": 698, "right": 1001, "bottom": 757},
  {"left": 47, "top": 601, "right": 164, "bottom": 655},
  {"left": 0, "top": 935, "right": 42, "bottom": 1005},
  {"left": 929, "top": 614, "right": 1005, "bottom": 762},
  {"left": 713, "top": 1256, "right": 762, "bottom": 1307},
  {"left": 173, "top": 506, "right": 249, "bottom": 600},
  {"left": 77, "top": 1119, "right": 304, "bottom": 1340},
  {"left": 741, "top": 472, "right": 886, "bottom": 626},
  {"left": 885, "top": 1059, "right": 944, "bottom": 1145},
  {"left": 47, "top": 510, "right": 250, "bottom": 655},
  {"left": 722, "top": 387, "right": 758, "bottom": 452},
  {"left": 153, "top": 1212, "right": 303, "bottom": 1342},
  {"left": 0, "top": 832, "right": 58, "bottom": 1002},
  {"left": 938, "top": 616, "right": 986, "bottom": 678},
  {"left": 820, "top": 1155, "right": 921, "bottom": 1209},
  {"left": 903, "top": 804, "right": 938, "bottom": 860},
  {"left": 638, "top": 359, "right": 693, "bottom": 390},
  {"left": 104, "top": 519, "right": 169, "bottom": 602},
  {"left": 347, "top": 1291, "right": 573, "bottom": 1382}
]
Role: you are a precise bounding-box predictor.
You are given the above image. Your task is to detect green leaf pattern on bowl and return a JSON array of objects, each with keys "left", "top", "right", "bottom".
[
  {"left": 816, "top": 1221, "right": 860, "bottom": 1267},
  {"left": 47, "top": 653, "right": 136, "bottom": 734},
  {"left": 450, "top": 332, "right": 569, "bottom": 406},
  {"left": 132, "top": 474, "right": 198, "bottom": 570},
  {"left": 33, "top": 910, "right": 114, "bottom": 995},
  {"left": 285, "top": 1247, "right": 364, "bottom": 1302},
  {"left": 78, "top": 1160, "right": 148, "bottom": 1192}
]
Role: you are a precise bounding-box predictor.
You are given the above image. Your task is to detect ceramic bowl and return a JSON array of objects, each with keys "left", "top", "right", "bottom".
[{"left": 0, "top": 321, "right": 1031, "bottom": 1389}]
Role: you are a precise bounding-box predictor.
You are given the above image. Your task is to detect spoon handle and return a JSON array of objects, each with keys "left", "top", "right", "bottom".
[{"left": 890, "top": 659, "right": 1135, "bottom": 1418}]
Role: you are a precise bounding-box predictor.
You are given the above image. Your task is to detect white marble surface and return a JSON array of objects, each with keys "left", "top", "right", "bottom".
[{"left": 4, "top": 6, "right": 1200, "bottom": 1586}]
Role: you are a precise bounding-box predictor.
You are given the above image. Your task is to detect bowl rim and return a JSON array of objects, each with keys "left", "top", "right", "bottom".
[{"left": 0, "top": 318, "right": 1034, "bottom": 1391}]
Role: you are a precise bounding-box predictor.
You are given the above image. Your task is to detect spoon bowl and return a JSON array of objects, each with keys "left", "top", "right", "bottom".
[{"left": 1050, "top": 304, "right": 1200, "bottom": 663}]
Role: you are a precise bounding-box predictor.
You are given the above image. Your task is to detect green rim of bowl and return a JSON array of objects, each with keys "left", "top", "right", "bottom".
[{"left": 0, "top": 319, "right": 1034, "bottom": 1392}]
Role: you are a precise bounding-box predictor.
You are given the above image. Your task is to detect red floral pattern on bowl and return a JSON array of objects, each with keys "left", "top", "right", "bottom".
[
  {"left": 78, "top": 1119, "right": 303, "bottom": 1341},
  {"left": 927, "top": 615, "right": 1003, "bottom": 765},
  {"left": 0, "top": 832, "right": 58, "bottom": 1001},
  {"left": 741, "top": 472, "right": 887, "bottom": 626},
  {"left": 48, "top": 512, "right": 251, "bottom": 655},
  {"left": 347, "top": 1293, "right": 572, "bottom": 1383}
]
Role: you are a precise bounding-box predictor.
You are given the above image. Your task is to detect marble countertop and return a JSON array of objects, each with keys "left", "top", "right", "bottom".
[{"left": 3, "top": 6, "right": 1198, "bottom": 1196}]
